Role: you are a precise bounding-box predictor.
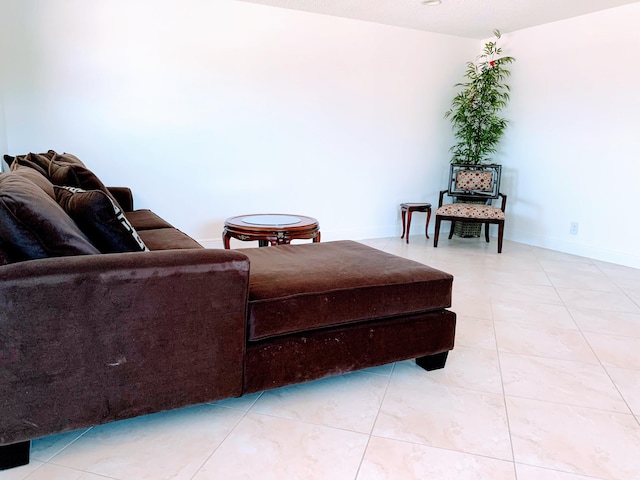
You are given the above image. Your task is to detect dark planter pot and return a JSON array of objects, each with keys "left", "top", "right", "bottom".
[{"left": 453, "top": 197, "right": 487, "bottom": 238}]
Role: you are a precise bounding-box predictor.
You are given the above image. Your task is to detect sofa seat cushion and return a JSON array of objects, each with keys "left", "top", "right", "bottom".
[
  {"left": 138, "top": 228, "right": 203, "bottom": 250},
  {"left": 125, "top": 210, "right": 175, "bottom": 231},
  {"left": 240, "top": 240, "right": 453, "bottom": 341}
]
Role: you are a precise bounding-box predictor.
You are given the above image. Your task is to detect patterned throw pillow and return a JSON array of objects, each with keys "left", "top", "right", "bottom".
[{"left": 55, "top": 186, "right": 149, "bottom": 254}]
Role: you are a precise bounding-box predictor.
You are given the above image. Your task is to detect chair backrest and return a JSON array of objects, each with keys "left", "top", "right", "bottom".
[{"left": 448, "top": 164, "right": 502, "bottom": 200}]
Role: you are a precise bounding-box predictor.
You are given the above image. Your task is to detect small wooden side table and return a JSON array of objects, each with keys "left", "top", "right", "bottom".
[
  {"left": 223, "top": 214, "right": 320, "bottom": 248},
  {"left": 400, "top": 203, "right": 431, "bottom": 244}
]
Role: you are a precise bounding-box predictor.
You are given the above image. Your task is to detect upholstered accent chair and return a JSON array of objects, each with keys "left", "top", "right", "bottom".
[{"left": 433, "top": 164, "right": 507, "bottom": 253}]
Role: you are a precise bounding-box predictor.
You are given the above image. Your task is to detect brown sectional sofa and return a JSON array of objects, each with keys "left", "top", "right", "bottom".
[{"left": 0, "top": 151, "right": 456, "bottom": 470}]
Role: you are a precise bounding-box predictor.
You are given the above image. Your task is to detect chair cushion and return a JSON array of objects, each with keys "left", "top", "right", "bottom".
[
  {"left": 0, "top": 173, "right": 100, "bottom": 263},
  {"left": 240, "top": 240, "right": 453, "bottom": 341},
  {"left": 436, "top": 204, "right": 505, "bottom": 220}
]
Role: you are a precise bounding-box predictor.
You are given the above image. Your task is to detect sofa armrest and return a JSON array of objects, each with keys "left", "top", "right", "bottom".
[
  {"left": 107, "top": 186, "right": 134, "bottom": 211},
  {"left": 0, "top": 249, "right": 250, "bottom": 445}
]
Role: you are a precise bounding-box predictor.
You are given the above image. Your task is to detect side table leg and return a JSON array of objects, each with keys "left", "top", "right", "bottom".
[
  {"left": 400, "top": 208, "right": 407, "bottom": 240},
  {"left": 425, "top": 207, "right": 431, "bottom": 239},
  {"left": 405, "top": 210, "right": 413, "bottom": 244}
]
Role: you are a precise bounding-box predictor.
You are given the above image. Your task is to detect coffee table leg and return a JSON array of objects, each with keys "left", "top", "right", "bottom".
[{"left": 223, "top": 231, "right": 231, "bottom": 249}]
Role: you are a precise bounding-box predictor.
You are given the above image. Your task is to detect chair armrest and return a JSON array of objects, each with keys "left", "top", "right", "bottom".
[
  {"left": 0, "top": 249, "right": 250, "bottom": 445},
  {"left": 498, "top": 192, "right": 508, "bottom": 212},
  {"left": 107, "top": 187, "right": 134, "bottom": 212},
  {"left": 438, "top": 190, "right": 448, "bottom": 208}
]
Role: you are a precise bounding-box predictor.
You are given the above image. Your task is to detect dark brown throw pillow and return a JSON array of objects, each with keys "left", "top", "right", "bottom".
[
  {"left": 11, "top": 165, "right": 56, "bottom": 200},
  {"left": 0, "top": 173, "right": 100, "bottom": 263},
  {"left": 48, "top": 155, "right": 106, "bottom": 191},
  {"left": 3, "top": 154, "right": 23, "bottom": 168},
  {"left": 53, "top": 151, "right": 86, "bottom": 166},
  {"left": 55, "top": 186, "right": 149, "bottom": 254},
  {"left": 8, "top": 150, "right": 124, "bottom": 211},
  {"left": 9, "top": 151, "right": 55, "bottom": 178}
]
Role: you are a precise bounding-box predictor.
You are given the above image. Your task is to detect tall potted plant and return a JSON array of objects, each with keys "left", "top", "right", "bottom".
[
  {"left": 444, "top": 30, "right": 514, "bottom": 236},
  {"left": 445, "top": 30, "right": 515, "bottom": 165}
]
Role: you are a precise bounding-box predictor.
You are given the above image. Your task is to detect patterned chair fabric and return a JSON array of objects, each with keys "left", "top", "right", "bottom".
[
  {"left": 455, "top": 171, "right": 493, "bottom": 192},
  {"left": 435, "top": 203, "right": 505, "bottom": 220}
]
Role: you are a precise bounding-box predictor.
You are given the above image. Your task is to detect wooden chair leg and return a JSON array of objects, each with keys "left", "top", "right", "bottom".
[
  {"left": 497, "top": 222, "right": 504, "bottom": 253},
  {"left": 433, "top": 217, "right": 441, "bottom": 247},
  {"left": 448, "top": 220, "right": 456, "bottom": 239},
  {"left": 485, "top": 223, "right": 490, "bottom": 243}
]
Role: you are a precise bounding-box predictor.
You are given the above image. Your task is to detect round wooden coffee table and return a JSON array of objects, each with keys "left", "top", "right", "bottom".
[{"left": 223, "top": 214, "right": 320, "bottom": 248}]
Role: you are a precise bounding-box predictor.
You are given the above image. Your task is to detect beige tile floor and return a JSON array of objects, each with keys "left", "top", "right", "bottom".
[{"left": 3, "top": 235, "right": 640, "bottom": 480}]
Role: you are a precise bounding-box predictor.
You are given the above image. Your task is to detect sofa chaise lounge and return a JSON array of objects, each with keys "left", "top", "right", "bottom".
[{"left": 0, "top": 151, "right": 456, "bottom": 470}]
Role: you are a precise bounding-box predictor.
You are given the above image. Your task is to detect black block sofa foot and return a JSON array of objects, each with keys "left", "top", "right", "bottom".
[
  {"left": 0, "top": 441, "right": 30, "bottom": 470},
  {"left": 416, "top": 351, "right": 449, "bottom": 371}
]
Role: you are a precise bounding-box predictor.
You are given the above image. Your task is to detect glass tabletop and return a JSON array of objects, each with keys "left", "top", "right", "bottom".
[{"left": 241, "top": 215, "right": 302, "bottom": 226}]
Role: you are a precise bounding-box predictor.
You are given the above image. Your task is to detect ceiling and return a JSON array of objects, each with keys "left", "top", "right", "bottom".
[{"left": 236, "top": 0, "right": 640, "bottom": 39}]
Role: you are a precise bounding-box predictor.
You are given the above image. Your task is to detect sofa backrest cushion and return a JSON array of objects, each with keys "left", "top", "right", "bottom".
[
  {"left": 0, "top": 173, "right": 100, "bottom": 263},
  {"left": 55, "top": 186, "right": 149, "bottom": 253}
]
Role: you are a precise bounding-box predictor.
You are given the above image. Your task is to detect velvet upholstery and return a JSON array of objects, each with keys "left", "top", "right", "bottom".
[
  {"left": 125, "top": 209, "right": 175, "bottom": 230},
  {"left": 138, "top": 228, "right": 203, "bottom": 250},
  {"left": 11, "top": 151, "right": 122, "bottom": 210},
  {"left": 241, "top": 240, "right": 456, "bottom": 393},
  {"left": 7, "top": 152, "right": 54, "bottom": 177},
  {"left": 0, "top": 173, "right": 100, "bottom": 262},
  {"left": 55, "top": 186, "right": 150, "bottom": 253},
  {"left": 107, "top": 187, "right": 134, "bottom": 212},
  {"left": 241, "top": 241, "right": 453, "bottom": 340},
  {"left": 245, "top": 310, "right": 456, "bottom": 393},
  {"left": 0, "top": 249, "right": 250, "bottom": 446},
  {"left": 11, "top": 165, "right": 56, "bottom": 200}
]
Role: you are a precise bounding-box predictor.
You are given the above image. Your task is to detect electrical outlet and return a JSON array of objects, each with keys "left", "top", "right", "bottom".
[{"left": 570, "top": 222, "right": 579, "bottom": 235}]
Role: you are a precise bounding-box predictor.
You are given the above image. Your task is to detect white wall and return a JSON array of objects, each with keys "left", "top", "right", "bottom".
[
  {"left": 1, "top": 0, "right": 474, "bottom": 244},
  {"left": 3, "top": 1, "right": 639, "bottom": 268},
  {"left": 502, "top": 3, "right": 640, "bottom": 267}
]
